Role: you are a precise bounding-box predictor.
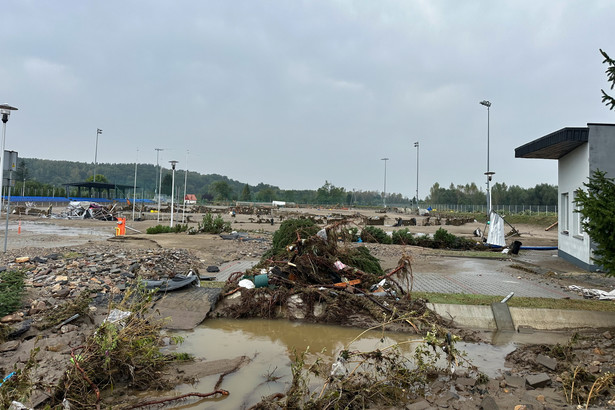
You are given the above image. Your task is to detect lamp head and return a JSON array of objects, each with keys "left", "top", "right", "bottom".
[
  {"left": 169, "top": 160, "right": 178, "bottom": 170},
  {"left": 0, "top": 104, "right": 18, "bottom": 123},
  {"left": 479, "top": 100, "right": 491, "bottom": 108}
]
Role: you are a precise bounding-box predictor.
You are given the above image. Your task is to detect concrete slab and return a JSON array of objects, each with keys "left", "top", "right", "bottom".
[
  {"left": 429, "top": 303, "right": 615, "bottom": 331},
  {"left": 491, "top": 302, "right": 515, "bottom": 331},
  {"left": 150, "top": 287, "right": 222, "bottom": 330}
]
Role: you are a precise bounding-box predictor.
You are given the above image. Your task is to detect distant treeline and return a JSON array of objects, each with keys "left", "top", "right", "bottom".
[{"left": 11, "top": 158, "right": 557, "bottom": 206}]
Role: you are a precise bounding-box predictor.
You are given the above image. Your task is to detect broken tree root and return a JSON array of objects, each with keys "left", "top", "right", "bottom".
[{"left": 126, "top": 390, "right": 230, "bottom": 409}]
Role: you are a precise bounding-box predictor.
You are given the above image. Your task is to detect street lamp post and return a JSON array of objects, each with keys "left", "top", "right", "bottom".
[
  {"left": 381, "top": 157, "right": 389, "bottom": 208},
  {"left": 155, "top": 148, "right": 164, "bottom": 222},
  {"left": 182, "top": 150, "right": 188, "bottom": 223},
  {"left": 132, "top": 149, "right": 138, "bottom": 221},
  {"left": 93, "top": 128, "right": 102, "bottom": 183},
  {"left": 0, "top": 104, "right": 18, "bottom": 218},
  {"left": 169, "top": 160, "right": 178, "bottom": 227},
  {"left": 414, "top": 141, "right": 419, "bottom": 209},
  {"left": 479, "top": 100, "right": 493, "bottom": 217}
]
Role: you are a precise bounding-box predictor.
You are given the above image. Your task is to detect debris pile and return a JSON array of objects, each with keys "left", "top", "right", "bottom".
[
  {"left": 218, "top": 218, "right": 439, "bottom": 330},
  {"left": 50, "top": 201, "right": 118, "bottom": 220}
]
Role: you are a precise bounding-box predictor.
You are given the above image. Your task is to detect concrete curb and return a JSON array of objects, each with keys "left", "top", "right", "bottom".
[{"left": 429, "top": 303, "right": 615, "bottom": 331}]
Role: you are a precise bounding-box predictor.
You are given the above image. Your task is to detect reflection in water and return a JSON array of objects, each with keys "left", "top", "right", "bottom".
[{"left": 169, "top": 319, "right": 572, "bottom": 409}]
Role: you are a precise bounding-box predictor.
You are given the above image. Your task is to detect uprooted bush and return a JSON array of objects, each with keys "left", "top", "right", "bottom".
[
  {"left": 0, "top": 270, "right": 25, "bottom": 317},
  {"left": 51, "top": 283, "right": 190, "bottom": 409},
  {"left": 362, "top": 227, "right": 482, "bottom": 250},
  {"left": 361, "top": 226, "right": 392, "bottom": 244}
]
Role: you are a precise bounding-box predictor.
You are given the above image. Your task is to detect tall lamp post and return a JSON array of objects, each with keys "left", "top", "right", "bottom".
[
  {"left": 182, "top": 150, "right": 189, "bottom": 223},
  {"left": 0, "top": 104, "right": 18, "bottom": 218},
  {"left": 132, "top": 149, "right": 138, "bottom": 221},
  {"left": 381, "top": 157, "right": 389, "bottom": 208},
  {"left": 93, "top": 128, "right": 102, "bottom": 183},
  {"left": 154, "top": 148, "right": 164, "bottom": 222},
  {"left": 169, "top": 160, "right": 178, "bottom": 227},
  {"left": 414, "top": 141, "right": 419, "bottom": 209},
  {"left": 479, "top": 100, "right": 493, "bottom": 217}
]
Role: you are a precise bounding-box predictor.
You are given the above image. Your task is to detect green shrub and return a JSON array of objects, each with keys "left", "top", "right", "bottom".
[
  {"left": 146, "top": 224, "right": 188, "bottom": 234},
  {"left": 339, "top": 246, "right": 384, "bottom": 275},
  {"left": 392, "top": 228, "right": 415, "bottom": 245},
  {"left": 269, "top": 218, "right": 319, "bottom": 257},
  {"left": 199, "top": 213, "right": 231, "bottom": 234},
  {"left": 361, "top": 226, "right": 392, "bottom": 244},
  {"left": 0, "top": 270, "right": 25, "bottom": 317}
]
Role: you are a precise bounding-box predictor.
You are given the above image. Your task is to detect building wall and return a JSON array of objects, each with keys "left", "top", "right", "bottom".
[
  {"left": 588, "top": 124, "right": 615, "bottom": 177},
  {"left": 558, "top": 143, "right": 592, "bottom": 269}
]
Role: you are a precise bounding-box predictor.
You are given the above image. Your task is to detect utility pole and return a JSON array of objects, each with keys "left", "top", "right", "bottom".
[{"left": 154, "top": 148, "right": 164, "bottom": 222}]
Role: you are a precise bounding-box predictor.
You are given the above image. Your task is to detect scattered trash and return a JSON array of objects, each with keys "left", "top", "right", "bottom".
[
  {"left": 142, "top": 273, "right": 200, "bottom": 292},
  {"left": 568, "top": 285, "right": 615, "bottom": 300},
  {"left": 238, "top": 279, "right": 255, "bottom": 289},
  {"left": 207, "top": 266, "right": 220, "bottom": 273}
]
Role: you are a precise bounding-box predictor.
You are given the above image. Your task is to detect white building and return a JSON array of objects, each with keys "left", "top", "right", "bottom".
[{"left": 515, "top": 123, "right": 615, "bottom": 271}]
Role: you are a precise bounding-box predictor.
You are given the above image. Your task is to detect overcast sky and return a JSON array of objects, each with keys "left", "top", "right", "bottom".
[{"left": 1, "top": 1, "right": 614, "bottom": 199}]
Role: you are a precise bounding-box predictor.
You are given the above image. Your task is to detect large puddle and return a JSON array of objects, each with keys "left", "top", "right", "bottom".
[{"left": 156, "top": 319, "right": 573, "bottom": 409}]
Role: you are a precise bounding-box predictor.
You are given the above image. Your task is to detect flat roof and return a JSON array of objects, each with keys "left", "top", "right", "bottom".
[{"left": 515, "top": 127, "right": 589, "bottom": 159}]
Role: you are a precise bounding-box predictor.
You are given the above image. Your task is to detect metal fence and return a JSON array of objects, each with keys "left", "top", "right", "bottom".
[{"left": 426, "top": 204, "right": 558, "bottom": 214}]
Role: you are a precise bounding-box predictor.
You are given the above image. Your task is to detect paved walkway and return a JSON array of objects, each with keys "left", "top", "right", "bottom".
[{"left": 411, "top": 257, "right": 577, "bottom": 299}]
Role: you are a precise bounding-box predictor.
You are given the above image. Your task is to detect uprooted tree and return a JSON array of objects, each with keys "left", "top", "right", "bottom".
[{"left": 574, "top": 169, "right": 615, "bottom": 276}]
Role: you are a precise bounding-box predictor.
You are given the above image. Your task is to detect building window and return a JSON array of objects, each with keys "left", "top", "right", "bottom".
[
  {"left": 561, "top": 192, "right": 569, "bottom": 234},
  {"left": 572, "top": 191, "right": 584, "bottom": 238}
]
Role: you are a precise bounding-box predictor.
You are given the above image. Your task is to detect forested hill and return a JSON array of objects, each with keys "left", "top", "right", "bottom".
[{"left": 19, "top": 157, "right": 249, "bottom": 200}]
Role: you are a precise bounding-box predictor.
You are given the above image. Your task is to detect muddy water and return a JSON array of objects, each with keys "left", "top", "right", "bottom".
[{"left": 164, "top": 319, "right": 574, "bottom": 409}]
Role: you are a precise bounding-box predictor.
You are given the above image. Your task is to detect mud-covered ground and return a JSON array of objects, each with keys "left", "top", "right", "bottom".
[{"left": 1, "top": 208, "right": 614, "bottom": 408}]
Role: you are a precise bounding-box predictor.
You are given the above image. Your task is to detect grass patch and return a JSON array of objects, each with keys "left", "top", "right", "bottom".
[{"left": 413, "top": 292, "right": 615, "bottom": 312}]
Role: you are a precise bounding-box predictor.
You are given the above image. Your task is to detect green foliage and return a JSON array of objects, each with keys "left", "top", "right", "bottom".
[
  {"left": 361, "top": 226, "right": 392, "bottom": 244},
  {"left": 85, "top": 174, "right": 109, "bottom": 183},
  {"left": 210, "top": 180, "right": 233, "bottom": 201},
  {"left": 146, "top": 224, "right": 188, "bottom": 234},
  {"left": 601, "top": 49, "right": 615, "bottom": 110},
  {"left": 160, "top": 173, "right": 172, "bottom": 195},
  {"left": 338, "top": 246, "right": 384, "bottom": 275},
  {"left": 55, "top": 283, "right": 189, "bottom": 407},
  {"left": 432, "top": 228, "right": 477, "bottom": 249},
  {"left": 0, "top": 270, "right": 25, "bottom": 317},
  {"left": 240, "top": 183, "right": 252, "bottom": 201},
  {"left": 426, "top": 181, "right": 558, "bottom": 206},
  {"left": 392, "top": 228, "right": 415, "bottom": 245},
  {"left": 268, "top": 218, "right": 319, "bottom": 257},
  {"left": 198, "top": 213, "right": 231, "bottom": 234},
  {"left": 574, "top": 169, "right": 615, "bottom": 276}
]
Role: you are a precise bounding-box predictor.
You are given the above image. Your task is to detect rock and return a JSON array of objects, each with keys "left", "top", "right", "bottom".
[
  {"left": 53, "top": 288, "right": 71, "bottom": 298},
  {"left": 603, "top": 331, "right": 613, "bottom": 340},
  {"left": 407, "top": 400, "right": 431, "bottom": 410},
  {"left": 1, "top": 313, "right": 23, "bottom": 323},
  {"left": 60, "top": 324, "right": 79, "bottom": 334},
  {"left": 504, "top": 374, "right": 525, "bottom": 388},
  {"left": 480, "top": 395, "right": 499, "bottom": 410},
  {"left": 535, "top": 354, "right": 557, "bottom": 370},
  {"left": 0, "top": 340, "right": 20, "bottom": 352},
  {"left": 8, "top": 319, "right": 32, "bottom": 338},
  {"left": 526, "top": 373, "right": 551, "bottom": 388}
]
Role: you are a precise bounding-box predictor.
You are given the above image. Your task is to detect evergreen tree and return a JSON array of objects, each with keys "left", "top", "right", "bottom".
[
  {"left": 240, "top": 183, "right": 251, "bottom": 201},
  {"left": 600, "top": 49, "right": 615, "bottom": 110},
  {"left": 574, "top": 170, "right": 615, "bottom": 276}
]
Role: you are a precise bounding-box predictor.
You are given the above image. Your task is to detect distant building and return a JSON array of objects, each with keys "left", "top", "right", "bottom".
[
  {"left": 515, "top": 123, "right": 615, "bottom": 271},
  {"left": 184, "top": 194, "right": 197, "bottom": 205}
]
